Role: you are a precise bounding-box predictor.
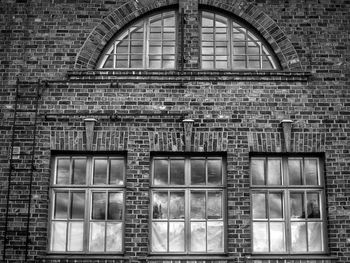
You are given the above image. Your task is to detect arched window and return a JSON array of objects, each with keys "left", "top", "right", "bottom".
[{"left": 98, "top": 10, "right": 279, "bottom": 70}]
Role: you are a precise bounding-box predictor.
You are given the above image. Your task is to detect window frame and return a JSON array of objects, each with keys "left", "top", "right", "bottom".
[
  {"left": 249, "top": 153, "right": 328, "bottom": 256},
  {"left": 48, "top": 152, "right": 127, "bottom": 255},
  {"left": 149, "top": 153, "right": 227, "bottom": 255}
]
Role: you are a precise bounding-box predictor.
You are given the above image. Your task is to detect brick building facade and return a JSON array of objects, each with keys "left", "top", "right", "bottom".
[{"left": 0, "top": 0, "right": 349, "bottom": 262}]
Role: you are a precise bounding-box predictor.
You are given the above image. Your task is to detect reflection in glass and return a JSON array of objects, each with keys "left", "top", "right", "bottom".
[
  {"left": 191, "top": 222, "right": 206, "bottom": 252},
  {"left": 108, "top": 192, "right": 123, "bottom": 220},
  {"left": 290, "top": 193, "right": 304, "bottom": 218},
  {"left": 110, "top": 159, "right": 124, "bottom": 185},
  {"left": 55, "top": 192, "right": 68, "bottom": 219},
  {"left": 106, "top": 222, "right": 122, "bottom": 252},
  {"left": 92, "top": 192, "right": 106, "bottom": 220},
  {"left": 305, "top": 159, "right": 318, "bottom": 185},
  {"left": 252, "top": 193, "right": 266, "bottom": 219},
  {"left": 208, "top": 192, "right": 222, "bottom": 219},
  {"left": 71, "top": 192, "right": 85, "bottom": 219},
  {"left": 72, "top": 159, "right": 86, "bottom": 184},
  {"left": 90, "top": 222, "right": 105, "bottom": 251},
  {"left": 288, "top": 159, "right": 302, "bottom": 185},
  {"left": 208, "top": 160, "right": 222, "bottom": 185},
  {"left": 169, "top": 192, "right": 185, "bottom": 219},
  {"left": 251, "top": 159, "right": 265, "bottom": 185},
  {"left": 267, "top": 159, "right": 281, "bottom": 185},
  {"left": 169, "top": 222, "right": 185, "bottom": 252},
  {"left": 57, "top": 158, "right": 70, "bottom": 184},
  {"left": 153, "top": 192, "right": 168, "bottom": 219},
  {"left": 253, "top": 222, "right": 268, "bottom": 252},
  {"left": 191, "top": 192, "right": 206, "bottom": 219},
  {"left": 270, "top": 222, "right": 285, "bottom": 252},
  {"left": 51, "top": 222, "right": 67, "bottom": 251},
  {"left": 269, "top": 192, "right": 283, "bottom": 219},
  {"left": 170, "top": 159, "right": 184, "bottom": 185},
  {"left": 308, "top": 222, "right": 323, "bottom": 251},
  {"left": 291, "top": 222, "right": 307, "bottom": 252},
  {"left": 154, "top": 159, "right": 168, "bottom": 185},
  {"left": 68, "top": 222, "right": 83, "bottom": 251},
  {"left": 207, "top": 221, "right": 224, "bottom": 252},
  {"left": 152, "top": 222, "right": 168, "bottom": 252},
  {"left": 94, "top": 159, "right": 107, "bottom": 184},
  {"left": 191, "top": 159, "right": 206, "bottom": 185},
  {"left": 307, "top": 193, "right": 320, "bottom": 218}
]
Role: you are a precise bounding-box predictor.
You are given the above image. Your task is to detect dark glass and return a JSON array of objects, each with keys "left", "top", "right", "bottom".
[
  {"left": 307, "top": 192, "right": 321, "bottom": 218},
  {"left": 207, "top": 192, "right": 222, "bottom": 219},
  {"left": 72, "top": 159, "right": 86, "bottom": 185},
  {"left": 92, "top": 192, "right": 106, "bottom": 220},
  {"left": 252, "top": 193, "right": 266, "bottom": 219},
  {"left": 191, "top": 159, "right": 206, "bottom": 185},
  {"left": 169, "top": 192, "right": 185, "bottom": 219},
  {"left": 153, "top": 192, "right": 168, "bottom": 219},
  {"left": 154, "top": 159, "right": 168, "bottom": 185},
  {"left": 93, "top": 159, "right": 108, "bottom": 184},
  {"left": 267, "top": 159, "right": 282, "bottom": 185},
  {"left": 269, "top": 192, "right": 283, "bottom": 219},
  {"left": 71, "top": 192, "right": 85, "bottom": 219},
  {"left": 208, "top": 159, "right": 222, "bottom": 185},
  {"left": 251, "top": 159, "right": 265, "bottom": 185},
  {"left": 108, "top": 192, "right": 123, "bottom": 220},
  {"left": 57, "top": 158, "right": 70, "bottom": 184},
  {"left": 55, "top": 192, "right": 69, "bottom": 219},
  {"left": 288, "top": 159, "right": 303, "bottom": 185},
  {"left": 170, "top": 159, "right": 185, "bottom": 185},
  {"left": 110, "top": 159, "right": 124, "bottom": 185},
  {"left": 290, "top": 193, "right": 304, "bottom": 218},
  {"left": 305, "top": 159, "right": 319, "bottom": 185},
  {"left": 190, "top": 192, "right": 206, "bottom": 219}
]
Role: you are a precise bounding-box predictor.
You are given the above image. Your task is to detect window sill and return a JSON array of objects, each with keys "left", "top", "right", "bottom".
[
  {"left": 67, "top": 69, "right": 311, "bottom": 83},
  {"left": 146, "top": 255, "right": 229, "bottom": 262},
  {"left": 38, "top": 253, "right": 128, "bottom": 261},
  {"left": 246, "top": 254, "right": 338, "bottom": 262}
]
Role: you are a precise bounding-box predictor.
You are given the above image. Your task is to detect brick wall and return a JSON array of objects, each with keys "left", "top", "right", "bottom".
[{"left": 0, "top": 0, "right": 349, "bottom": 262}]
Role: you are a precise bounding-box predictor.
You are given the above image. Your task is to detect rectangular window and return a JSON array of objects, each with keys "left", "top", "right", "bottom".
[
  {"left": 49, "top": 154, "right": 125, "bottom": 253},
  {"left": 250, "top": 155, "right": 326, "bottom": 254},
  {"left": 151, "top": 155, "right": 226, "bottom": 254}
]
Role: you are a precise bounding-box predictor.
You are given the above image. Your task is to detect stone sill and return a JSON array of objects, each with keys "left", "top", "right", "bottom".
[{"left": 67, "top": 69, "right": 311, "bottom": 83}]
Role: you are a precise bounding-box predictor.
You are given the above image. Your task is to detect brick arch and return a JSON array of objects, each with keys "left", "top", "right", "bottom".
[{"left": 75, "top": 0, "right": 302, "bottom": 71}]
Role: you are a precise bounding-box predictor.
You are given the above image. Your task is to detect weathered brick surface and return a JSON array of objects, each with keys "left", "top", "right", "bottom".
[{"left": 0, "top": 0, "right": 349, "bottom": 263}]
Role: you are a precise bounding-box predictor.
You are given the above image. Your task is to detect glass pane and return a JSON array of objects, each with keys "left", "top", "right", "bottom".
[
  {"left": 71, "top": 192, "right": 85, "bottom": 219},
  {"left": 289, "top": 159, "right": 302, "bottom": 185},
  {"left": 269, "top": 192, "right": 283, "bottom": 219},
  {"left": 57, "top": 158, "right": 70, "bottom": 184},
  {"left": 190, "top": 222, "right": 206, "bottom": 252},
  {"left": 72, "top": 159, "right": 86, "bottom": 184},
  {"left": 305, "top": 159, "right": 319, "bottom": 185},
  {"left": 163, "top": 60, "right": 175, "bottom": 69},
  {"left": 153, "top": 192, "right": 168, "bottom": 219},
  {"left": 94, "top": 159, "right": 108, "bottom": 184},
  {"left": 51, "top": 222, "right": 67, "bottom": 251},
  {"left": 191, "top": 159, "right": 206, "bottom": 185},
  {"left": 90, "top": 222, "right": 105, "bottom": 252},
  {"left": 267, "top": 159, "right": 282, "bottom": 185},
  {"left": 108, "top": 192, "right": 123, "bottom": 220},
  {"left": 290, "top": 193, "right": 304, "bottom": 218},
  {"left": 208, "top": 159, "right": 222, "bottom": 185},
  {"left": 54, "top": 192, "right": 68, "bottom": 219},
  {"left": 149, "top": 59, "right": 161, "bottom": 68},
  {"left": 130, "top": 59, "right": 143, "bottom": 68},
  {"left": 154, "top": 159, "right": 168, "bottom": 185},
  {"left": 169, "top": 222, "right": 185, "bottom": 252},
  {"left": 169, "top": 192, "right": 185, "bottom": 219},
  {"left": 67, "top": 222, "right": 83, "bottom": 251},
  {"left": 110, "top": 159, "right": 124, "bottom": 185},
  {"left": 253, "top": 222, "right": 268, "bottom": 252},
  {"left": 202, "top": 61, "right": 214, "bottom": 69},
  {"left": 252, "top": 193, "right": 266, "bottom": 219},
  {"left": 270, "top": 222, "right": 285, "bottom": 252},
  {"left": 251, "top": 159, "right": 265, "bottom": 185},
  {"left": 92, "top": 192, "right": 106, "bottom": 220},
  {"left": 103, "top": 55, "right": 114, "bottom": 68},
  {"left": 216, "top": 60, "right": 228, "bottom": 69},
  {"left": 307, "top": 193, "right": 321, "bottom": 218},
  {"left": 291, "top": 222, "right": 307, "bottom": 252},
  {"left": 208, "top": 192, "right": 222, "bottom": 219},
  {"left": 191, "top": 192, "right": 206, "bottom": 219},
  {"left": 152, "top": 222, "right": 167, "bottom": 252},
  {"left": 308, "top": 222, "right": 323, "bottom": 251},
  {"left": 170, "top": 159, "right": 185, "bottom": 185},
  {"left": 106, "top": 222, "right": 122, "bottom": 252},
  {"left": 207, "top": 221, "right": 224, "bottom": 252}
]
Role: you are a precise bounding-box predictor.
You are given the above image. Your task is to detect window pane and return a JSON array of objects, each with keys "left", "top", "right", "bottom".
[
  {"left": 191, "top": 159, "right": 206, "bottom": 185},
  {"left": 208, "top": 192, "right": 222, "bottom": 219},
  {"left": 153, "top": 192, "right": 168, "bottom": 219},
  {"left": 267, "top": 159, "right": 282, "bottom": 185},
  {"left": 251, "top": 159, "right": 265, "bottom": 185},
  {"left": 308, "top": 222, "right": 323, "bottom": 251},
  {"left": 103, "top": 55, "right": 114, "bottom": 68},
  {"left": 108, "top": 192, "right": 123, "bottom": 220},
  {"left": 253, "top": 222, "right": 268, "bottom": 252},
  {"left": 106, "top": 222, "right": 122, "bottom": 252},
  {"left": 291, "top": 222, "right": 307, "bottom": 252},
  {"left": 90, "top": 222, "right": 105, "bottom": 252},
  {"left": 110, "top": 159, "right": 124, "bottom": 185},
  {"left": 191, "top": 192, "right": 206, "bottom": 219},
  {"left": 154, "top": 159, "right": 168, "bottom": 185},
  {"left": 51, "top": 222, "right": 67, "bottom": 251},
  {"left": 152, "top": 222, "right": 167, "bottom": 252},
  {"left": 252, "top": 193, "right": 266, "bottom": 219},
  {"left": 94, "top": 159, "right": 108, "bottom": 184},
  {"left": 190, "top": 222, "right": 206, "bottom": 252},
  {"left": 208, "top": 159, "right": 222, "bottom": 185},
  {"left": 68, "top": 222, "right": 83, "bottom": 251},
  {"left": 54, "top": 192, "right": 68, "bottom": 219},
  {"left": 289, "top": 159, "right": 302, "bottom": 185},
  {"left": 169, "top": 192, "right": 185, "bottom": 219},
  {"left": 207, "top": 221, "right": 224, "bottom": 252},
  {"left": 270, "top": 222, "right": 285, "bottom": 252},
  {"left": 71, "top": 192, "right": 85, "bottom": 219},
  {"left": 307, "top": 192, "right": 321, "bottom": 218},
  {"left": 290, "top": 193, "right": 304, "bottom": 219},
  {"left": 170, "top": 159, "right": 184, "bottom": 185},
  {"left": 305, "top": 159, "right": 319, "bottom": 185},
  {"left": 57, "top": 158, "right": 70, "bottom": 184},
  {"left": 72, "top": 159, "right": 86, "bottom": 184},
  {"left": 92, "top": 192, "right": 106, "bottom": 220},
  {"left": 269, "top": 192, "right": 283, "bottom": 219},
  {"left": 169, "top": 222, "right": 185, "bottom": 252}
]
